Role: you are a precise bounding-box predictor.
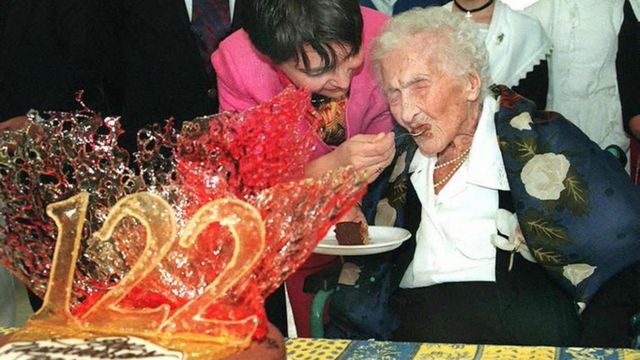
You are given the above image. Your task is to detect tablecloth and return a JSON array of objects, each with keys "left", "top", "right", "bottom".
[
  {"left": 3, "top": 327, "right": 640, "bottom": 359},
  {"left": 285, "top": 338, "right": 640, "bottom": 360}
]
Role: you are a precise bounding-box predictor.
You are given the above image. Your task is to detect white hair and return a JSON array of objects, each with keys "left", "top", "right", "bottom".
[{"left": 371, "top": 7, "right": 492, "bottom": 99}]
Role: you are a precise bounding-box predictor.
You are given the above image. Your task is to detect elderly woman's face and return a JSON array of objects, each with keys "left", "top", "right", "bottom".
[
  {"left": 380, "top": 36, "right": 478, "bottom": 155},
  {"left": 278, "top": 43, "right": 364, "bottom": 99}
]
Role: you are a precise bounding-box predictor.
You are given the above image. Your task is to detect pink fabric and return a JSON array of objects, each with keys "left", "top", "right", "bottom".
[
  {"left": 212, "top": 7, "right": 392, "bottom": 337},
  {"left": 211, "top": 7, "right": 393, "bottom": 162}
]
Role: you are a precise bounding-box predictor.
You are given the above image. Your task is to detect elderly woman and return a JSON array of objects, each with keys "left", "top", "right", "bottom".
[
  {"left": 368, "top": 6, "right": 580, "bottom": 345},
  {"left": 331, "top": 6, "right": 640, "bottom": 346}
]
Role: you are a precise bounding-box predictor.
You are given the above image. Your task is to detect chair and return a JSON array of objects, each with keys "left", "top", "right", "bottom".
[{"left": 302, "top": 260, "right": 342, "bottom": 338}]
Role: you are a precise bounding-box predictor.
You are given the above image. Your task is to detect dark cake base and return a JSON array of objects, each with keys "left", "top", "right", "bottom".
[{"left": 334, "top": 221, "right": 369, "bottom": 245}]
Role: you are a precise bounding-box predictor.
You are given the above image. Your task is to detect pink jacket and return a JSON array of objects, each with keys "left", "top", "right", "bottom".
[{"left": 211, "top": 7, "right": 393, "bottom": 161}]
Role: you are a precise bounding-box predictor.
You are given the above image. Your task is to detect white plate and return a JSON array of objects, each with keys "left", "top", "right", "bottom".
[{"left": 314, "top": 226, "right": 411, "bottom": 256}]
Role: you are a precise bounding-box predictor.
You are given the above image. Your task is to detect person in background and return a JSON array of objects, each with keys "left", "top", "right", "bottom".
[
  {"left": 619, "top": 0, "right": 640, "bottom": 140},
  {"left": 0, "top": 0, "right": 111, "bottom": 313},
  {"left": 359, "top": 0, "right": 448, "bottom": 15},
  {"left": 0, "top": 0, "right": 233, "bottom": 311},
  {"left": 212, "top": 0, "right": 395, "bottom": 337},
  {"left": 0, "top": 0, "right": 110, "bottom": 127},
  {"left": 101, "top": 0, "right": 229, "bottom": 152},
  {"left": 577, "top": 0, "right": 640, "bottom": 346},
  {"left": 522, "top": 0, "right": 631, "bottom": 159},
  {"left": 617, "top": 0, "right": 640, "bottom": 182},
  {"left": 0, "top": 0, "right": 233, "bottom": 153},
  {"left": 443, "top": 0, "right": 550, "bottom": 108}
]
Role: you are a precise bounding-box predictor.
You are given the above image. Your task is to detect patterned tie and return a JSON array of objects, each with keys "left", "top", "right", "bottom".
[{"left": 190, "top": 0, "right": 230, "bottom": 78}]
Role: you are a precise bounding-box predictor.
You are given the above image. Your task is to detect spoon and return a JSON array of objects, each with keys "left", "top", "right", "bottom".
[{"left": 395, "top": 129, "right": 426, "bottom": 140}]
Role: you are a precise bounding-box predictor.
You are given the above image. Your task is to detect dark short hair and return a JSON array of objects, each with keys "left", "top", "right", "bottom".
[{"left": 243, "top": 0, "right": 363, "bottom": 72}]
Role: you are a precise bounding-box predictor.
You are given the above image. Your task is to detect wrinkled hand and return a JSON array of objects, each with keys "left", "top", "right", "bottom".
[
  {"left": 333, "top": 132, "right": 395, "bottom": 182},
  {"left": 0, "top": 116, "right": 29, "bottom": 133}
]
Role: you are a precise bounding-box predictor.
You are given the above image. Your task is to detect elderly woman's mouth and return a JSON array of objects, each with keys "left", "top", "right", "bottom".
[{"left": 410, "top": 128, "right": 427, "bottom": 137}]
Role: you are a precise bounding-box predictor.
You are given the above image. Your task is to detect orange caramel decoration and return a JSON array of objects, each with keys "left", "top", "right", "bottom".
[
  {"left": 0, "top": 87, "right": 369, "bottom": 358},
  {"left": 7, "top": 192, "right": 266, "bottom": 359}
]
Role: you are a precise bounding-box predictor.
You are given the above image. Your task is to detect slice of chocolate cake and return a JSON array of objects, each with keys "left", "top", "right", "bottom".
[{"left": 334, "top": 221, "right": 369, "bottom": 245}]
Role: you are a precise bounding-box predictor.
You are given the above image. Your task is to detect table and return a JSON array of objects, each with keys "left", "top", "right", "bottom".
[
  {"left": 3, "top": 327, "right": 640, "bottom": 359},
  {"left": 285, "top": 338, "right": 640, "bottom": 360}
]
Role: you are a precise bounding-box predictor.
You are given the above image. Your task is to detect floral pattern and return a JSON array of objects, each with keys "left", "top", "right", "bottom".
[
  {"left": 510, "top": 112, "right": 533, "bottom": 131},
  {"left": 563, "top": 263, "right": 597, "bottom": 287},
  {"left": 492, "top": 84, "right": 640, "bottom": 305},
  {"left": 521, "top": 153, "right": 570, "bottom": 200},
  {"left": 375, "top": 198, "right": 397, "bottom": 227}
]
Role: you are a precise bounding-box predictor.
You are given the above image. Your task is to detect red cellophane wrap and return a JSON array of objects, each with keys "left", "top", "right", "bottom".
[{"left": 0, "top": 87, "right": 367, "bottom": 358}]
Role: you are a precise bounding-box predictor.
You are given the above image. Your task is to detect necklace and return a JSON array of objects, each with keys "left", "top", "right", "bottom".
[
  {"left": 453, "top": 0, "right": 494, "bottom": 18},
  {"left": 433, "top": 152, "right": 469, "bottom": 188},
  {"left": 434, "top": 146, "right": 471, "bottom": 169}
]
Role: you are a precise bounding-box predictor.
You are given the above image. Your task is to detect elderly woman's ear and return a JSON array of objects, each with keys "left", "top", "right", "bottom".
[{"left": 465, "top": 71, "right": 482, "bottom": 102}]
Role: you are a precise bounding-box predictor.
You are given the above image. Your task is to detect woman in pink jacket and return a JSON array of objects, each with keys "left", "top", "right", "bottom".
[{"left": 212, "top": 0, "right": 394, "bottom": 338}]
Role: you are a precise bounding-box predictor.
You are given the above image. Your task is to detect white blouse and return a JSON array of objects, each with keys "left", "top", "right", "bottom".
[{"left": 400, "top": 96, "right": 510, "bottom": 288}]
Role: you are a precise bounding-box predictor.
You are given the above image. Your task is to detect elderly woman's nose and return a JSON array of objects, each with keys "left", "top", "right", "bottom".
[{"left": 400, "top": 96, "right": 420, "bottom": 124}]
